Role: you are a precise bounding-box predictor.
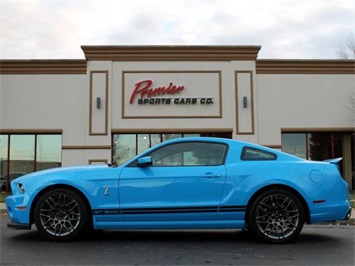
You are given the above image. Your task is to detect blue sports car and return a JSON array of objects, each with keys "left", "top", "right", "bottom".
[{"left": 6, "top": 137, "right": 352, "bottom": 243}]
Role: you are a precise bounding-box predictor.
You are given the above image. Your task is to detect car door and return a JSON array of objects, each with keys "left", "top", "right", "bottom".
[{"left": 119, "top": 141, "right": 228, "bottom": 222}]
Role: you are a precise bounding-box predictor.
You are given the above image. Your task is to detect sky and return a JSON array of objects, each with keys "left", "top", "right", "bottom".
[{"left": 0, "top": 0, "right": 354, "bottom": 60}]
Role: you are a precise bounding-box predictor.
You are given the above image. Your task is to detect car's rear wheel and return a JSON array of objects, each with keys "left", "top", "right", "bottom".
[
  {"left": 248, "top": 189, "right": 304, "bottom": 244},
  {"left": 34, "top": 188, "right": 89, "bottom": 241}
]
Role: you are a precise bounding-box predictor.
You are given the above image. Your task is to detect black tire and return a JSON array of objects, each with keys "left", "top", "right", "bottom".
[
  {"left": 248, "top": 189, "right": 305, "bottom": 244},
  {"left": 34, "top": 188, "right": 90, "bottom": 241}
]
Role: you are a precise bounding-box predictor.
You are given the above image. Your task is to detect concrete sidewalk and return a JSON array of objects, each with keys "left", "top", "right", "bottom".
[{"left": 1, "top": 202, "right": 354, "bottom": 224}]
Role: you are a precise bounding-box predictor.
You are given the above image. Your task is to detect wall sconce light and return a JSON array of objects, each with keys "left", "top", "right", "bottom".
[
  {"left": 243, "top": 96, "right": 248, "bottom": 108},
  {"left": 96, "top": 97, "right": 101, "bottom": 109}
]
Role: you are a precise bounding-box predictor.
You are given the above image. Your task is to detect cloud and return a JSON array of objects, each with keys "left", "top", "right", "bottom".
[{"left": 1, "top": 0, "right": 354, "bottom": 59}]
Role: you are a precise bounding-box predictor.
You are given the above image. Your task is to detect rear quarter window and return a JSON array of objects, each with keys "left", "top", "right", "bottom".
[{"left": 241, "top": 147, "right": 277, "bottom": 161}]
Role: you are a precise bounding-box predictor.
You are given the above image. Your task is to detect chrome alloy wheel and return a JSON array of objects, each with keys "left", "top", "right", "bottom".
[
  {"left": 34, "top": 188, "right": 89, "bottom": 241},
  {"left": 39, "top": 193, "right": 81, "bottom": 237},
  {"left": 255, "top": 194, "right": 300, "bottom": 240}
]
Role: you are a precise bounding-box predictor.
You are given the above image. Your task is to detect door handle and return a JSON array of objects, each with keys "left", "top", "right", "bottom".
[{"left": 203, "top": 172, "right": 222, "bottom": 179}]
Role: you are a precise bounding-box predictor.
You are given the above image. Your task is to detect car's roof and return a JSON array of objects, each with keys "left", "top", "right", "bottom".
[{"left": 161, "top": 137, "right": 259, "bottom": 147}]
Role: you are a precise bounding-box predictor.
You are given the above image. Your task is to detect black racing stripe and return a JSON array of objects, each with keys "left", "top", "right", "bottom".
[
  {"left": 219, "top": 206, "right": 246, "bottom": 212},
  {"left": 92, "top": 205, "right": 246, "bottom": 216},
  {"left": 122, "top": 206, "right": 218, "bottom": 214}
]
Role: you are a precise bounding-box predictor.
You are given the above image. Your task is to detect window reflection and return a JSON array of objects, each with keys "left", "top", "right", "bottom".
[
  {"left": 0, "top": 134, "right": 62, "bottom": 192},
  {"left": 9, "top": 135, "right": 35, "bottom": 174},
  {"left": 137, "top": 134, "right": 161, "bottom": 154},
  {"left": 282, "top": 133, "right": 345, "bottom": 161},
  {"left": 0, "top": 135, "right": 8, "bottom": 180},
  {"left": 113, "top": 134, "right": 136, "bottom": 165},
  {"left": 281, "top": 133, "right": 307, "bottom": 159},
  {"left": 36, "top": 135, "right": 62, "bottom": 171},
  {"left": 308, "top": 133, "right": 342, "bottom": 161},
  {"left": 162, "top": 134, "right": 182, "bottom": 141}
]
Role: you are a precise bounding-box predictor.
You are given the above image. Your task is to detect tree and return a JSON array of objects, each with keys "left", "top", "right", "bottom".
[
  {"left": 338, "top": 35, "right": 355, "bottom": 121},
  {"left": 338, "top": 35, "right": 355, "bottom": 59},
  {"left": 337, "top": 36, "right": 355, "bottom": 190},
  {"left": 347, "top": 88, "right": 355, "bottom": 122}
]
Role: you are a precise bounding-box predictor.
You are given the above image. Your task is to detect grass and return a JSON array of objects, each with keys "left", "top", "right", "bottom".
[
  {"left": 351, "top": 190, "right": 355, "bottom": 208},
  {"left": 0, "top": 192, "right": 10, "bottom": 203}
]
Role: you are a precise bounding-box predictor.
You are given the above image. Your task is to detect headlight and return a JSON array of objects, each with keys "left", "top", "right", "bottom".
[{"left": 17, "top": 183, "right": 25, "bottom": 194}]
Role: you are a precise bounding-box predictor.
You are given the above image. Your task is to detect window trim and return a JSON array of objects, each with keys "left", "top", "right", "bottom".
[{"left": 128, "top": 141, "right": 229, "bottom": 167}]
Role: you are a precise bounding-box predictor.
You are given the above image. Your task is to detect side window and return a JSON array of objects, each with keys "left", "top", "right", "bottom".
[
  {"left": 149, "top": 142, "right": 227, "bottom": 166},
  {"left": 241, "top": 147, "right": 277, "bottom": 161}
]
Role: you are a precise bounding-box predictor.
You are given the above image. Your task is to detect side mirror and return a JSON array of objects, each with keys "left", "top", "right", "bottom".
[{"left": 137, "top": 156, "right": 153, "bottom": 167}]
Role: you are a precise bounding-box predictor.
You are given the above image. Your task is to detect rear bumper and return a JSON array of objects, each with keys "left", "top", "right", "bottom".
[{"left": 345, "top": 207, "right": 352, "bottom": 220}]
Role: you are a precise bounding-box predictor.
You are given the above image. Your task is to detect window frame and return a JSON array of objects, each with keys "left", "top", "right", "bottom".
[
  {"left": 240, "top": 146, "right": 277, "bottom": 161},
  {"left": 112, "top": 132, "right": 232, "bottom": 166},
  {"left": 129, "top": 141, "right": 229, "bottom": 167}
]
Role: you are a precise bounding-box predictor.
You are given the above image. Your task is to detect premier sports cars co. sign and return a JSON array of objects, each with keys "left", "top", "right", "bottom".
[
  {"left": 129, "top": 80, "right": 214, "bottom": 105},
  {"left": 122, "top": 71, "right": 222, "bottom": 118}
]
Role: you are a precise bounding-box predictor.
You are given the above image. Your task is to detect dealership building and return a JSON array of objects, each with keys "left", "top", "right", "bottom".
[{"left": 0, "top": 45, "right": 354, "bottom": 189}]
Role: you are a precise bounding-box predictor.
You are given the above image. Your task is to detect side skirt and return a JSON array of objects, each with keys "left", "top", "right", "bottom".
[{"left": 94, "top": 220, "right": 245, "bottom": 230}]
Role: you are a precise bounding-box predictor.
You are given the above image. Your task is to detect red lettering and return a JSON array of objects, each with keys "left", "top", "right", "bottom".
[
  {"left": 129, "top": 80, "right": 153, "bottom": 104},
  {"left": 129, "top": 80, "right": 184, "bottom": 104}
]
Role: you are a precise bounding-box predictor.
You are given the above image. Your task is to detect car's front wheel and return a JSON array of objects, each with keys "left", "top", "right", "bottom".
[
  {"left": 34, "top": 188, "right": 89, "bottom": 241},
  {"left": 248, "top": 189, "right": 305, "bottom": 244}
]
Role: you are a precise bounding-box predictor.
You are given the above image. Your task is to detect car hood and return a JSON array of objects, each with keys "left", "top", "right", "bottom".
[{"left": 13, "top": 164, "right": 110, "bottom": 183}]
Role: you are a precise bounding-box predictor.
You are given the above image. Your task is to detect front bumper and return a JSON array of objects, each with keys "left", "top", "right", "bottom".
[
  {"left": 5, "top": 193, "right": 32, "bottom": 226},
  {"left": 7, "top": 222, "right": 31, "bottom": 230}
]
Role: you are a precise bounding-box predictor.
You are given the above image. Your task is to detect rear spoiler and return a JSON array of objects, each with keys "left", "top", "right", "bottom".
[
  {"left": 324, "top": 158, "right": 343, "bottom": 177},
  {"left": 324, "top": 157, "right": 343, "bottom": 164}
]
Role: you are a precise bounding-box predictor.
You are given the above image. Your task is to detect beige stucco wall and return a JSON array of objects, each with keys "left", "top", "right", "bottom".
[{"left": 256, "top": 74, "right": 355, "bottom": 146}]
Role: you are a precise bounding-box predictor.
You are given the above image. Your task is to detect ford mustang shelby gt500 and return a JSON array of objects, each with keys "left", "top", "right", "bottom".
[{"left": 6, "top": 137, "right": 351, "bottom": 243}]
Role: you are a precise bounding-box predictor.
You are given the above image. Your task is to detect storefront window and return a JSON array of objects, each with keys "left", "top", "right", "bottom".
[
  {"left": 36, "top": 135, "right": 62, "bottom": 171},
  {"left": 308, "top": 133, "right": 342, "bottom": 161},
  {"left": 281, "top": 133, "right": 307, "bottom": 159},
  {"left": 9, "top": 135, "right": 35, "bottom": 174},
  {"left": 282, "top": 132, "right": 354, "bottom": 189},
  {"left": 0, "top": 135, "right": 9, "bottom": 178},
  {"left": 0, "top": 134, "right": 62, "bottom": 192},
  {"left": 282, "top": 133, "right": 344, "bottom": 161},
  {"left": 162, "top": 134, "right": 182, "bottom": 141},
  {"left": 137, "top": 134, "right": 161, "bottom": 154},
  {"left": 113, "top": 134, "right": 136, "bottom": 165}
]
